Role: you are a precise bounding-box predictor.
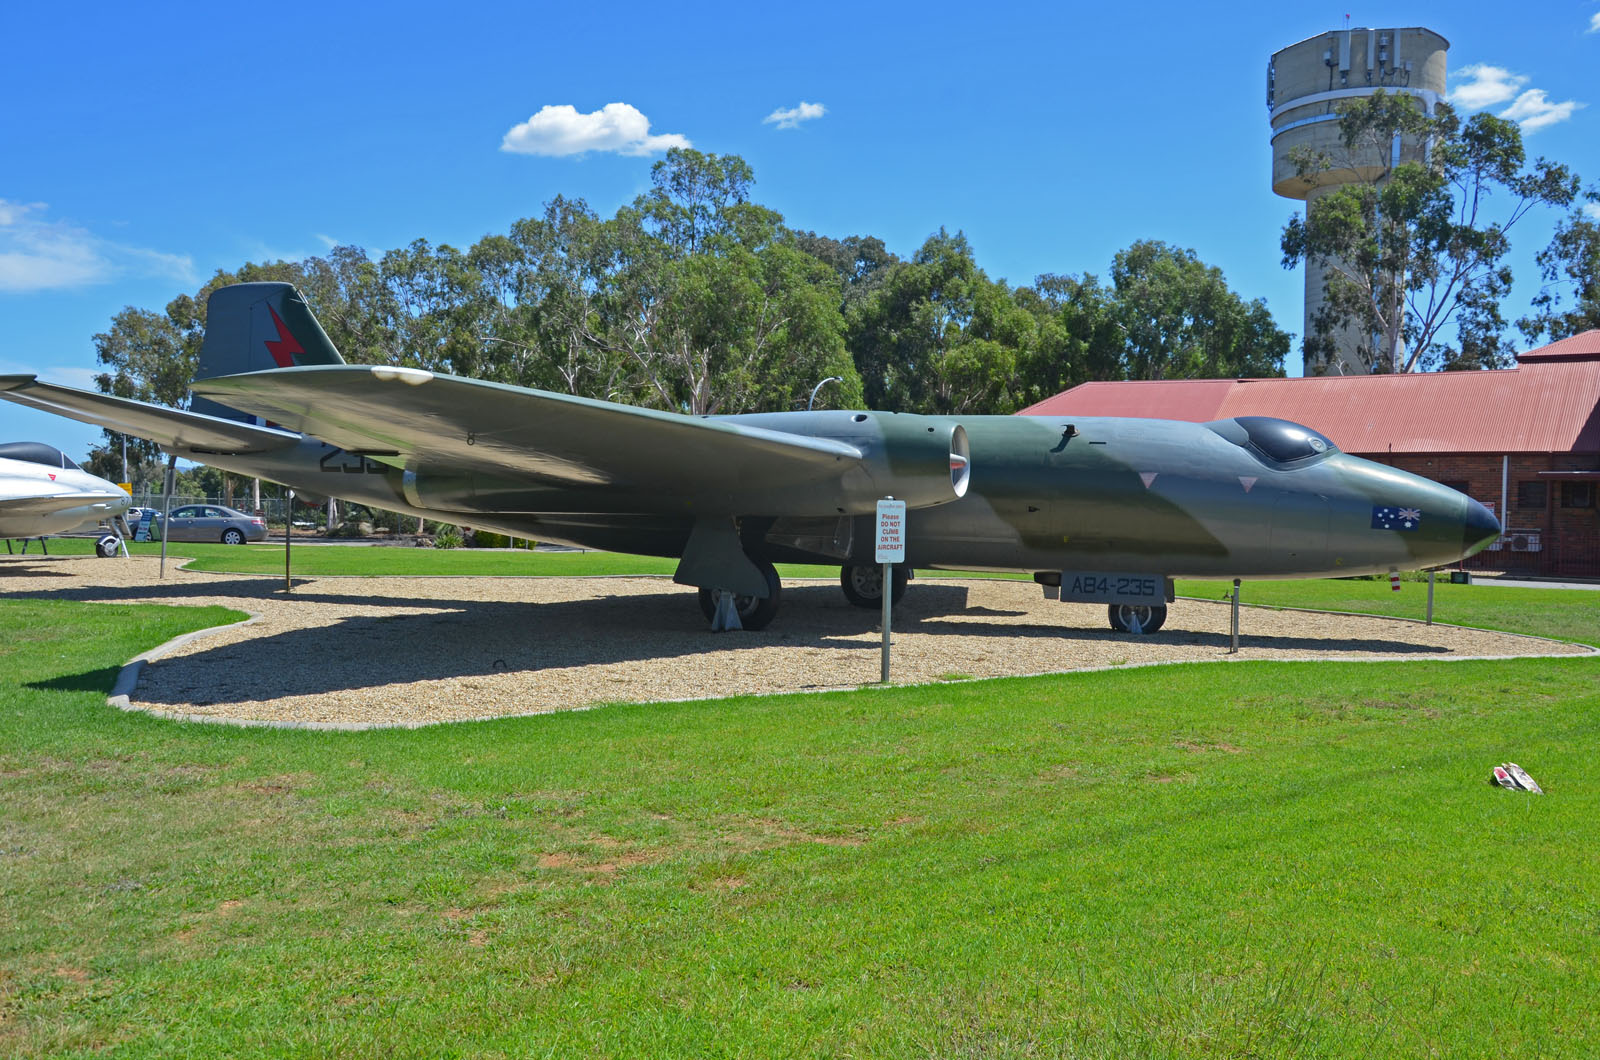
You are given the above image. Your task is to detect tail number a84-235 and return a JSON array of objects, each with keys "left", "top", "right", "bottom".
[{"left": 1058, "top": 572, "right": 1170, "bottom": 606}]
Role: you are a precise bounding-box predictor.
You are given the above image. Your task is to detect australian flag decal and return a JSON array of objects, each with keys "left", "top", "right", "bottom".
[{"left": 1372, "top": 506, "right": 1423, "bottom": 531}]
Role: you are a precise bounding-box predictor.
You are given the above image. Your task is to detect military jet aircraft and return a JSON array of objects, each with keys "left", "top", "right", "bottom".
[
  {"left": 0, "top": 441, "right": 131, "bottom": 556},
  {"left": 0, "top": 282, "right": 1500, "bottom": 630}
]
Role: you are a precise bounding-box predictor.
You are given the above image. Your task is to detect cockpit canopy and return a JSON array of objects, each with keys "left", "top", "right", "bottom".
[
  {"left": 1204, "top": 416, "right": 1338, "bottom": 467},
  {"left": 0, "top": 441, "right": 82, "bottom": 471}
]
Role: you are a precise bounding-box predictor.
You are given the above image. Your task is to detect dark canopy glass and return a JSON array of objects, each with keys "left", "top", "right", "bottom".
[
  {"left": 0, "top": 441, "right": 80, "bottom": 470},
  {"left": 1204, "top": 416, "right": 1337, "bottom": 466}
]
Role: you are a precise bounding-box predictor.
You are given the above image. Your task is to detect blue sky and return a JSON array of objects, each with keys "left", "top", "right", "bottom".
[{"left": 4, "top": 0, "right": 1598, "bottom": 462}]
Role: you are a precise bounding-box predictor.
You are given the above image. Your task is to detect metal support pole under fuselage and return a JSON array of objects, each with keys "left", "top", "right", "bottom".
[
  {"left": 158, "top": 455, "right": 176, "bottom": 579},
  {"left": 1230, "top": 579, "right": 1241, "bottom": 654},
  {"left": 1427, "top": 570, "right": 1435, "bottom": 625},
  {"left": 285, "top": 489, "right": 294, "bottom": 591}
]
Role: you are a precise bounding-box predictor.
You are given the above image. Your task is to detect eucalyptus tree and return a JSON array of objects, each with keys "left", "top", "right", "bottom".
[
  {"left": 1519, "top": 195, "right": 1600, "bottom": 344},
  {"left": 584, "top": 150, "right": 863, "bottom": 415},
  {"left": 1280, "top": 90, "right": 1580, "bottom": 372},
  {"left": 1110, "top": 241, "right": 1288, "bottom": 380},
  {"left": 1012, "top": 272, "right": 1125, "bottom": 404},
  {"left": 845, "top": 229, "right": 1000, "bottom": 412}
]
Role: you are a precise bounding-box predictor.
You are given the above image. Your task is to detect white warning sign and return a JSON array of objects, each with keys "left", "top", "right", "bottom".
[{"left": 875, "top": 499, "right": 907, "bottom": 563}]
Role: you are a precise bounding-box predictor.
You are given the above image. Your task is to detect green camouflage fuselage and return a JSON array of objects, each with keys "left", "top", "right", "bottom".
[{"left": 205, "top": 408, "right": 1492, "bottom": 582}]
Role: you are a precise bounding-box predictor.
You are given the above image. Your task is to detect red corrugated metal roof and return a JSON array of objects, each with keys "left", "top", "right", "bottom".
[
  {"left": 1019, "top": 330, "right": 1600, "bottom": 455},
  {"left": 1516, "top": 329, "right": 1600, "bottom": 361}
]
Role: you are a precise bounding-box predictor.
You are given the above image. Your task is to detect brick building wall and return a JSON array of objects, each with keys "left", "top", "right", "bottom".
[{"left": 1371, "top": 451, "right": 1599, "bottom": 577}]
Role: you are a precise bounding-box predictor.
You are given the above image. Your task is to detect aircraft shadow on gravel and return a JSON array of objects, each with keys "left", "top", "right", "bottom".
[{"left": 51, "top": 580, "right": 1448, "bottom": 708}]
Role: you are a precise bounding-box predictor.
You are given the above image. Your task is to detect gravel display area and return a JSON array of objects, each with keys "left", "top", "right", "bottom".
[{"left": 3, "top": 554, "right": 1590, "bottom": 727}]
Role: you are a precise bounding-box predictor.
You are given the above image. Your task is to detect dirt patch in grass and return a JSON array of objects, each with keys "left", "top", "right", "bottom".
[{"left": 1175, "top": 740, "right": 1245, "bottom": 754}]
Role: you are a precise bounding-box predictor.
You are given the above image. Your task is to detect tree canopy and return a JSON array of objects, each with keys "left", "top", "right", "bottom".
[{"left": 90, "top": 148, "right": 1289, "bottom": 475}]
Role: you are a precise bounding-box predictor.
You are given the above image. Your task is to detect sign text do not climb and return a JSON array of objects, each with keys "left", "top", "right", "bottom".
[{"left": 875, "top": 499, "right": 906, "bottom": 564}]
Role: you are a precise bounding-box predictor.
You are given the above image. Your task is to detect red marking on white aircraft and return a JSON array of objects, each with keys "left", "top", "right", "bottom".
[
  {"left": 1238, "top": 476, "right": 1257, "bottom": 493},
  {"left": 48, "top": 473, "right": 57, "bottom": 481},
  {"left": 1139, "top": 472, "right": 1157, "bottom": 489},
  {"left": 264, "top": 305, "right": 305, "bottom": 368}
]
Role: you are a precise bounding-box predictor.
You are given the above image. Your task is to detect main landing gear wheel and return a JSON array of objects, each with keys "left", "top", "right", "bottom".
[
  {"left": 1108, "top": 603, "right": 1166, "bottom": 634},
  {"left": 94, "top": 535, "right": 120, "bottom": 559},
  {"left": 840, "top": 564, "right": 909, "bottom": 609},
  {"left": 221, "top": 528, "right": 245, "bottom": 545},
  {"left": 696, "top": 559, "right": 782, "bottom": 631}
]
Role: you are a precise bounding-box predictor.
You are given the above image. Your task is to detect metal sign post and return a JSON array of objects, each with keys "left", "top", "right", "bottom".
[{"left": 875, "top": 498, "right": 907, "bottom": 684}]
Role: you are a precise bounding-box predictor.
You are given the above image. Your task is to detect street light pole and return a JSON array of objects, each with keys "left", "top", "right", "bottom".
[{"left": 808, "top": 376, "right": 843, "bottom": 411}]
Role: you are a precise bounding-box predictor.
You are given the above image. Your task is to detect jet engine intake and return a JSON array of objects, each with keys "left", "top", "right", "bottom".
[{"left": 843, "top": 419, "right": 970, "bottom": 511}]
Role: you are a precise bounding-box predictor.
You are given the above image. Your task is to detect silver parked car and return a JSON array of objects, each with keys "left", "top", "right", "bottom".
[{"left": 163, "top": 504, "right": 268, "bottom": 544}]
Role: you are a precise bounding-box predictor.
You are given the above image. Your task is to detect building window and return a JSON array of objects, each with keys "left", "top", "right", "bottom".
[
  {"left": 1517, "top": 481, "right": 1547, "bottom": 509},
  {"left": 1561, "top": 482, "right": 1594, "bottom": 509}
]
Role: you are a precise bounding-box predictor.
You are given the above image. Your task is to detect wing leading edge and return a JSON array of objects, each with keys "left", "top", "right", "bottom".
[{"left": 0, "top": 375, "right": 300, "bottom": 455}]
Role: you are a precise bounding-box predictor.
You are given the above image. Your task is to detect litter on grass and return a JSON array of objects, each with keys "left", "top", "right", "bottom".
[{"left": 1490, "top": 762, "right": 1543, "bottom": 794}]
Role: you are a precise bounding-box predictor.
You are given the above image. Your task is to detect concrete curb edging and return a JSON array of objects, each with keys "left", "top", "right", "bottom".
[{"left": 108, "top": 612, "right": 261, "bottom": 713}]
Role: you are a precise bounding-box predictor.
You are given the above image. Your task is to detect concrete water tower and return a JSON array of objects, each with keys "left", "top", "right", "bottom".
[{"left": 1268, "top": 27, "right": 1448, "bottom": 374}]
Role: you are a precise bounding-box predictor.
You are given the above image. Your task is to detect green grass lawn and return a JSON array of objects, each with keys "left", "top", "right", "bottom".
[
  {"left": 3, "top": 555, "right": 1598, "bottom": 1056},
  {"left": 35, "top": 537, "right": 848, "bottom": 580},
  {"left": 1173, "top": 577, "right": 1600, "bottom": 647}
]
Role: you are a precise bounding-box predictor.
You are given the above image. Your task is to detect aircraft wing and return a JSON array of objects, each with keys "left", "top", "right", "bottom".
[
  {"left": 192, "top": 365, "right": 864, "bottom": 494},
  {"left": 0, "top": 493, "right": 121, "bottom": 518},
  {"left": 0, "top": 375, "right": 301, "bottom": 454}
]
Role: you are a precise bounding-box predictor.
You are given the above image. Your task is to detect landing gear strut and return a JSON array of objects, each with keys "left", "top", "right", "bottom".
[
  {"left": 840, "top": 564, "right": 908, "bottom": 609},
  {"left": 696, "top": 558, "right": 782, "bottom": 631}
]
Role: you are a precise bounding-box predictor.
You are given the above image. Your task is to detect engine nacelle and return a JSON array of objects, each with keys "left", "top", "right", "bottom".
[
  {"left": 398, "top": 412, "right": 971, "bottom": 518},
  {"left": 837, "top": 414, "right": 969, "bottom": 512}
]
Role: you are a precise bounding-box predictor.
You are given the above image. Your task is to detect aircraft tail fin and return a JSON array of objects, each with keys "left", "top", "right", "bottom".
[{"left": 191, "top": 282, "right": 344, "bottom": 422}]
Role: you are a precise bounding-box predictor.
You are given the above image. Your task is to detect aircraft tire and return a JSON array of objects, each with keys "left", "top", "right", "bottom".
[
  {"left": 1108, "top": 603, "right": 1166, "bottom": 634},
  {"left": 95, "top": 535, "right": 119, "bottom": 559},
  {"left": 695, "top": 559, "right": 782, "bottom": 631},
  {"left": 840, "top": 564, "right": 909, "bottom": 609}
]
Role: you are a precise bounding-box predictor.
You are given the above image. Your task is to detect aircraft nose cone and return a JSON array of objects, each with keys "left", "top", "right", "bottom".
[{"left": 1462, "top": 498, "right": 1500, "bottom": 557}]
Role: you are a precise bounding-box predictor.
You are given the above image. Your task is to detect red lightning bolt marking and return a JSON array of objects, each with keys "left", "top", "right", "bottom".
[{"left": 264, "top": 305, "right": 305, "bottom": 367}]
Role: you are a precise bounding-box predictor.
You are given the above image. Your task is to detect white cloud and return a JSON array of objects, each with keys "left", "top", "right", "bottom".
[
  {"left": 500, "top": 103, "right": 690, "bottom": 157},
  {"left": 0, "top": 199, "right": 46, "bottom": 226},
  {"left": 315, "top": 233, "right": 339, "bottom": 250},
  {"left": 0, "top": 199, "right": 194, "bottom": 293},
  {"left": 1583, "top": 201, "right": 1600, "bottom": 220},
  {"left": 1499, "top": 88, "right": 1585, "bottom": 131},
  {"left": 1447, "top": 64, "right": 1527, "bottom": 109},
  {"left": 1447, "top": 63, "right": 1583, "bottom": 133},
  {"left": 763, "top": 101, "right": 826, "bottom": 130},
  {"left": 1589, "top": 10, "right": 1600, "bottom": 33}
]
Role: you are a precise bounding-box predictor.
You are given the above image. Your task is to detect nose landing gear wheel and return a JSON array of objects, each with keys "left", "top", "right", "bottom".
[
  {"left": 840, "top": 564, "right": 909, "bottom": 609},
  {"left": 1108, "top": 603, "right": 1166, "bottom": 634},
  {"left": 695, "top": 559, "right": 782, "bottom": 631}
]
